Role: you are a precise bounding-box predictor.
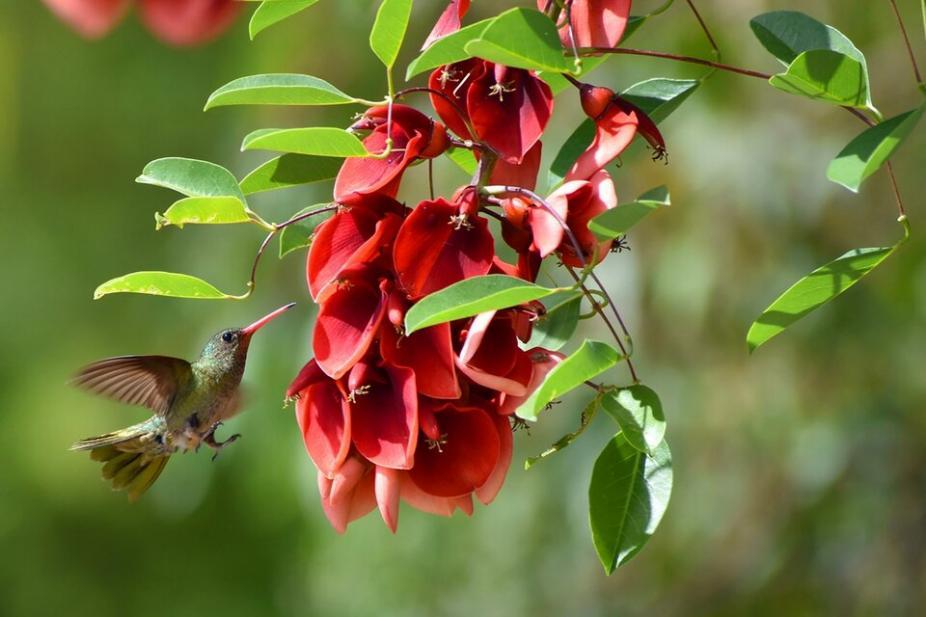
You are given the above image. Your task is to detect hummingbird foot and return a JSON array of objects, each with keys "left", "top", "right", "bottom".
[{"left": 204, "top": 428, "right": 241, "bottom": 461}]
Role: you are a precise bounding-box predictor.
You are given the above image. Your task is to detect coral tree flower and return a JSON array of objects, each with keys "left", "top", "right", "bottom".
[
  {"left": 42, "top": 0, "right": 240, "bottom": 46},
  {"left": 537, "top": 0, "right": 633, "bottom": 49}
]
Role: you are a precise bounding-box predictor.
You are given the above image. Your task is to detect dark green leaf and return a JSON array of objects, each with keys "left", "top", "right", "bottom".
[
  {"left": 136, "top": 158, "right": 244, "bottom": 202},
  {"left": 405, "top": 19, "right": 493, "bottom": 79},
  {"left": 370, "top": 0, "right": 413, "bottom": 69},
  {"left": 525, "top": 292, "right": 582, "bottom": 351},
  {"left": 155, "top": 196, "right": 251, "bottom": 230},
  {"left": 768, "top": 49, "right": 870, "bottom": 108},
  {"left": 445, "top": 147, "right": 477, "bottom": 175},
  {"left": 205, "top": 74, "right": 356, "bottom": 110},
  {"left": 405, "top": 275, "right": 564, "bottom": 334},
  {"left": 620, "top": 78, "right": 699, "bottom": 123},
  {"left": 601, "top": 385, "right": 667, "bottom": 454},
  {"left": 249, "top": 1, "right": 319, "bottom": 40},
  {"left": 548, "top": 119, "right": 595, "bottom": 188},
  {"left": 516, "top": 340, "right": 622, "bottom": 421},
  {"left": 241, "top": 128, "right": 368, "bottom": 157},
  {"left": 465, "top": 8, "right": 569, "bottom": 73},
  {"left": 589, "top": 434, "right": 673, "bottom": 574},
  {"left": 279, "top": 205, "right": 333, "bottom": 257},
  {"left": 588, "top": 186, "right": 670, "bottom": 239},
  {"left": 748, "top": 246, "right": 896, "bottom": 351},
  {"left": 827, "top": 106, "right": 924, "bottom": 192},
  {"left": 239, "top": 154, "right": 342, "bottom": 195},
  {"left": 94, "top": 272, "right": 235, "bottom": 300},
  {"left": 750, "top": 11, "right": 866, "bottom": 66}
]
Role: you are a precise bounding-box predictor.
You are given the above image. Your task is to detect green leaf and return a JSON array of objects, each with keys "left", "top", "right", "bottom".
[
  {"left": 548, "top": 119, "right": 595, "bottom": 188},
  {"left": 588, "top": 186, "right": 670, "bottom": 239},
  {"left": 370, "top": 0, "right": 413, "bottom": 69},
  {"left": 205, "top": 74, "right": 356, "bottom": 110},
  {"left": 827, "top": 106, "right": 925, "bottom": 192},
  {"left": 620, "top": 78, "right": 699, "bottom": 123},
  {"left": 601, "top": 385, "right": 667, "bottom": 454},
  {"left": 241, "top": 128, "right": 368, "bottom": 157},
  {"left": 405, "top": 275, "right": 564, "bottom": 334},
  {"left": 465, "top": 8, "right": 569, "bottom": 73},
  {"left": 155, "top": 196, "right": 251, "bottom": 230},
  {"left": 747, "top": 246, "right": 896, "bottom": 352},
  {"left": 525, "top": 292, "right": 582, "bottom": 351},
  {"left": 405, "top": 19, "right": 493, "bottom": 80},
  {"left": 542, "top": 56, "right": 609, "bottom": 95},
  {"left": 445, "top": 146, "right": 477, "bottom": 175},
  {"left": 137, "top": 158, "right": 245, "bottom": 202},
  {"left": 249, "top": 1, "right": 319, "bottom": 39},
  {"left": 94, "top": 272, "right": 234, "bottom": 300},
  {"left": 769, "top": 49, "right": 870, "bottom": 108},
  {"left": 279, "top": 205, "right": 333, "bottom": 258},
  {"left": 589, "top": 434, "right": 673, "bottom": 574},
  {"left": 516, "top": 340, "right": 622, "bottom": 421},
  {"left": 239, "top": 154, "right": 342, "bottom": 195},
  {"left": 750, "top": 11, "right": 867, "bottom": 66}
]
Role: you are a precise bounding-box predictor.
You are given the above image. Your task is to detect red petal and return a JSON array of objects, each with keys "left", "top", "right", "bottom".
[
  {"left": 374, "top": 466, "right": 401, "bottom": 533},
  {"left": 399, "top": 473, "right": 457, "bottom": 517},
  {"left": 313, "top": 271, "right": 388, "bottom": 379},
  {"left": 319, "top": 457, "right": 376, "bottom": 533},
  {"left": 43, "top": 0, "right": 129, "bottom": 38},
  {"left": 350, "top": 365, "right": 419, "bottom": 469},
  {"left": 565, "top": 170, "right": 618, "bottom": 267},
  {"left": 422, "top": 0, "right": 471, "bottom": 49},
  {"left": 408, "top": 406, "right": 501, "bottom": 497},
  {"left": 286, "top": 358, "right": 325, "bottom": 399},
  {"left": 457, "top": 312, "right": 530, "bottom": 395},
  {"left": 380, "top": 319, "right": 461, "bottom": 399},
  {"left": 139, "top": 0, "right": 240, "bottom": 47},
  {"left": 296, "top": 380, "right": 351, "bottom": 477},
  {"left": 566, "top": 102, "right": 638, "bottom": 181},
  {"left": 499, "top": 347, "right": 566, "bottom": 415},
  {"left": 393, "top": 198, "right": 494, "bottom": 299},
  {"left": 307, "top": 209, "right": 400, "bottom": 300},
  {"left": 489, "top": 140, "right": 542, "bottom": 190},
  {"left": 428, "top": 59, "right": 485, "bottom": 141},
  {"left": 468, "top": 67, "right": 553, "bottom": 163},
  {"left": 530, "top": 188, "right": 569, "bottom": 258},
  {"left": 476, "top": 413, "right": 514, "bottom": 504}
]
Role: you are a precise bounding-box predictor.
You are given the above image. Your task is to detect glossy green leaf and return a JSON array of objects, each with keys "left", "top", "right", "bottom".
[
  {"left": 548, "top": 119, "right": 595, "bottom": 188},
  {"left": 748, "top": 246, "right": 896, "bottom": 351},
  {"left": 465, "top": 8, "right": 569, "bottom": 73},
  {"left": 516, "top": 340, "right": 622, "bottom": 421},
  {"left": 241, "top": 128, "right": 368, "bottom": 157},
  {"left": 620, "top": 78, "right": 699, "bottom": 123},
  {"left": 94, "top": 272, "right": 234, "bottom": 300},
  {"left": 249, "top": 1, "right": 318, "bottom": 39},
  {"left": 370, "top": 0, "right": 413, "bottom": 69},
  {"left": 155, "top": 196, "right": 251, "bottom": 230},
  {"left": 405, "top": 19, "right": 493, "bottom": 79},
  {"left": 542, "top": 56, "right": 609, "bottom": 95},
  {"left": 405, "top": 275, "right": 562, "bottom": 334},
  {"left": 525, "top": 292, "right": 582, "bottom": 351},
  {"left": 589, "top": 434, "right": 673, "bottom": 574},
  {"left": 205, "top": 74, "right": 356, "bottom": 110},
  {"left": 769, "top": 49, "right": 870, "bottom": 108},
  {"left": 827, "top": 106, "right": 924, "bottom": 192},
  {"left": 136, "top": 158, "right": 244, "bottom": 202},
  {"left": 445, "top": 146, "right": 477, "bottom": 175},
  {"left": 750, "top": 11, "right": 866, "bottom": 66},
  {"left": 588, "top": 186, "right": 670, "bottom": 239},
  {"left": 602, "top": 385, "right": 667, "bottom": 454},
  {"left": 239, "top": 154, "right": 342, "bottom": 195},
  {"left": 279, "top": 205, "right": 333, "bottom": 258}
]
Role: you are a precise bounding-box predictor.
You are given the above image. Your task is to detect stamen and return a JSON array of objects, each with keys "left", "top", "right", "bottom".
[
  {"left": 488, "top": 81, "right": 515, "bottom": 101},
  {"left": 610, "top": 236, "right": 630, "bottom": 253},
  {"left": 347, "top": 384, "right": 371, "bottom": 404},
  {"left": 426, "top": 433, "right": 449, "bottom": 452},
  {"left": 448, "top": 213, "right": 473, "bottom": 230}
]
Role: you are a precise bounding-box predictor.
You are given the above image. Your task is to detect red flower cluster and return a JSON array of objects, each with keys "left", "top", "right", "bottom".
[
  {"left": 288, "top": 0, "right": 654, "bottom": 533},
  {"left": 42, "top": 0, "right": 239, "bottom": 46}
]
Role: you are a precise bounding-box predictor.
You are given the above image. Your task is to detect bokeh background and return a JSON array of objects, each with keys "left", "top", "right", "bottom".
[{"left": 2, "top": 1, "right": 925, "bottom": 615}]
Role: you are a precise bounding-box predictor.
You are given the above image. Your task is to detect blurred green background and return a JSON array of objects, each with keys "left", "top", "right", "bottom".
[{"left": 2, "top": 1, "right": 925, "bottom": 615}]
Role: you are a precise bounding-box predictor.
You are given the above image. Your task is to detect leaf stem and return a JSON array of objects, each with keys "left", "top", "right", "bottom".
[
  {"left": 885, "top": 161, "right": 907, "bottom": 219},
  {"left": 685, "top": 0, "right": 720, "bottom": 63},
  {"left": 889, "top": 0, "right": 924, "bottom": 85}
]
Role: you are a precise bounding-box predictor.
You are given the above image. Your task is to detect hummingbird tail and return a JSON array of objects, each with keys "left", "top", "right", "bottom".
[{"left": 72, "top": 423, "right": 170, "bottom": 502}]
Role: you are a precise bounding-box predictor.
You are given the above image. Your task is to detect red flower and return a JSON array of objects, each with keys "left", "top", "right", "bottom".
[
  {"left": 43, "top": 0, "right": 240, "bottom": 46},
  {"left": 456, "top": 311, "right": 533, "bottom": 396},
  {"left": 393, "top": 192, "right": 494, "bottom": 299},
  {"left": 539, "top": 169, "right": 618, "bottom": 267},
  {"left": 422, "top": 0, "right": 471, "bottom": 49},
  {"left": 334, "top": 105, "right": 448, "bottom": 205},
  {"left": 538, "top": 0, "right": 633, "bottom": 49},
  {"left": 430, "top": 60, "right": 553, "bottom": 164},
  {"left": 499, "top": 347, "right": 566, "bottom": 415}
]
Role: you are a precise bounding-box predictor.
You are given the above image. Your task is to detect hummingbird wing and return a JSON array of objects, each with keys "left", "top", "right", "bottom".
[{"left": 72, "top": 355, "right": 192, "bottom": 415}]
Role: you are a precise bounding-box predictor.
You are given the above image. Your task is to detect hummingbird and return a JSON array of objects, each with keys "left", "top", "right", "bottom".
[{"left": 70, "top": 302, "right": 296, "bottom": 502}]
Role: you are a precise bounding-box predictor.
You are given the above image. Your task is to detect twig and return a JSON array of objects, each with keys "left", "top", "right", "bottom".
[
  {"left": 889, "top": 0, "right": 923, "bottom": 84},
  {"left": 685, "top": 0, "right": 720, "bottom": 62},
  {"left": 886, "top": 161, "right": 907, "bottom": 218}
]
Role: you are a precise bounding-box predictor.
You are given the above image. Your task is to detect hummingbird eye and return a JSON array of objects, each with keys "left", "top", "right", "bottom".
[{"left": 221, "top": 331, "right": 234, "bottom": 343}]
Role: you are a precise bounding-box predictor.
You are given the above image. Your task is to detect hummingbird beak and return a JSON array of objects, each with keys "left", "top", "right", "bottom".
[{"left": 241, "top": 302, "right": 296, "bottom": 337}]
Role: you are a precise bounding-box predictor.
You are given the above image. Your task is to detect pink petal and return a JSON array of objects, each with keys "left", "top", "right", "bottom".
[
  {"left": 319, "top": 456, "right": 376, "bottom": 533},
  {"left": 422, "top": 0, "right": 471, "bottom": 49},
  {"left": 43, "top": 0, "right": 129, "bottom": 38},
  {"left": 374, "top": 466, "right": 401, "bottom": 533},
  {"left": 350, "top": 365, "right": 419, "bottom": 469},
  {"left": 139, "top": 0, "right": 240, "bottom": 47}
]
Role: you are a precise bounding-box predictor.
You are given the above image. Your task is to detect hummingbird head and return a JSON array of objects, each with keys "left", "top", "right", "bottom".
[{"left": 200, "top": 303, "right": 296, "bottom": 371}]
